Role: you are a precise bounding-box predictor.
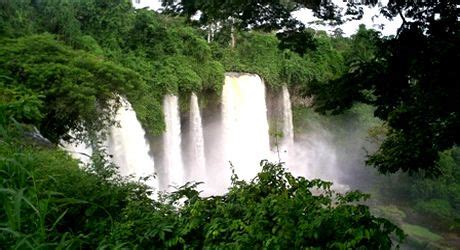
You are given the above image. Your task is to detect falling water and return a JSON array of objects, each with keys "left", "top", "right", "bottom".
[
  {"left": 60, "top": 73, "right": 352, "bottom": 195},
  {"left": 187, "top": 93, "right": 207, "bottom": 183},
  {"left": 107, "top": 97, "right": 156, "bottom": 188},
  {"left": 278, "top": 85, "right": 295, "bottom": 162},
  {"left": 61, "top": 133, "right": 92, "bottom": 165},
  {"left": 162, "top": 94, "right": 185, "bottom": 189},
  {"left": 221, "top": 73, "right": 271, "bottom": 181}
]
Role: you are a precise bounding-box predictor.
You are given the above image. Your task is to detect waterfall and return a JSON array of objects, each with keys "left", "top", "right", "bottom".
[
  {"left": 62, "top": 75, "right": 302, "bottom": 195},
  {"left": 187, "top": 93, "right": 207, "bottom": 183},
  {"left": 221, "top": 73, "right": 271, "bottom": 181},
  {"left": 107, "top": 97, "right": 156, "bottom": 188},
  {"left": 62, "top": 73, "right": 350, "bottom": 195},
  {"left": 279, "top": 85, "right": 294, "bottom": 162},
  {"left": 61, "top": 134, "right": 92, "bottom": 165},
  {"left": 162, "top": 94, "right": 184, "bottom": 189}
]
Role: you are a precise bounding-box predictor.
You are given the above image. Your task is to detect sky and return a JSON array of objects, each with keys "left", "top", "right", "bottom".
[{"left": 132, "top": 0, "right": 402, "bottom": 37}]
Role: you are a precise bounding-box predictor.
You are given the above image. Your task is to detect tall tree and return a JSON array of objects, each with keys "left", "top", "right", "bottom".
[
  {"left": 309, "top": 1, "right": 460, "bottom": 176},
  {"left": 161, "top": 0, "right": 306, "bottom": 46}
]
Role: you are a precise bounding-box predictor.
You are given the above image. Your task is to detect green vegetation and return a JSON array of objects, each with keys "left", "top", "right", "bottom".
[
  {"left": 0, "top": 0, "right": 342, "bottom": 140},
  {"left": 377, "top": 147, "right": 460, "bottom": 231},
  {"left": 403, "top": 224, "right": 442, "bottom": 242},
  {"left": 0, "top": 0, "right": 226, "bottom": 138},
  {"left": 372, "top": 206, "right": 407, "bottom": 225},
  {"left": 0, "top": 120, "right": 404, "bottom": 248},
  {"left": 305, "top": 3, "right": 460, "bottom": 177},
  {"left": 0, "top": 34, "right": 145, "bottom": 142},
  {"left": 0, "top": 0, "right": 363, "bottom": 141},
  {"left": 293, "top": 103, "right": 377, "bottom": 135},
  {"left": 401, "top": 224, "right": 443, "bottom": 247},
  {"left": 293, "top": 103, "right": 460, "bottom": 244},
  {"left": 1, "top": 0, "right": 458, "bottom": 247}
]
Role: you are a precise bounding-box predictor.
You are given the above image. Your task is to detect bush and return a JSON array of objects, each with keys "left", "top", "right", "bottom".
[
  {"left": 171, "top": 161, "right": 404, "bottom": 249},
  {"left": 0, "top": 122, "right": 404, "bottom": 248}
]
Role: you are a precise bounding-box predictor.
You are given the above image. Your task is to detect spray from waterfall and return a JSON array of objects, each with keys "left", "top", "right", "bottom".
[
  {"left": 162, "top": 94, "right": 185, "bottom": 189},
  {"left": 187, "top": 93, "right": 207, "bottom": 183},
  {"left": 107, "top": 97, "right": 157, "bottom": 188},
  {"left": 221, "top": 73, "right": 271, "bottom": 181}
]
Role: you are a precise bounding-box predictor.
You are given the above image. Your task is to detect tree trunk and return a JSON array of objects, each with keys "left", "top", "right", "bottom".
[{"left": 230, "top": 20, "right": 236, "bottom": 48}]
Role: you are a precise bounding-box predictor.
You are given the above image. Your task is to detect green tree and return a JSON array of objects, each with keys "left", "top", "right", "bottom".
[
  {"left": 0, "top": 34, "right": 145, "bottom": 142},
  {"left": 0, "top": 0, "right": 36, "bottom": 37},
  {"left": 307, "top": 2, "right": 460, "bottom": 176}
]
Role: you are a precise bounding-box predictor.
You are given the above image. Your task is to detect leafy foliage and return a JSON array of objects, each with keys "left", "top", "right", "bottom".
[
  {"left": 0, "top": 83, "right": 44, "bottom": 125},
  {"left": 0, "top": 0, "right": 364, "bottom": 143},
  {"left": 0, "top": 120, "right": 151, "bottom": 248},
  {"left": 161, "top": 0, "right": 301, "bottom": 30},
  {"left": 0, "top": 0, "right": 230, "bottom": 138},
  {"left": 404, "top": 148, "right": 460, "bottom": 228},
  {"left": 0, "top": 120, "right": 404, "bottom": 248},
  {"left": 212, "top": 30, "right": 347, "bottom": 92},
  {"left": 172, "top": 160, "right": 404, "bottom": 249},
  {"left": 304, "top": 3, "right": 460, "bottom": 176},
  {"left": 0, "top": 34, "right": 144, "bottom": 142},
  {"left": 0, "top": 0, "right": 36, "bottom": 37}
]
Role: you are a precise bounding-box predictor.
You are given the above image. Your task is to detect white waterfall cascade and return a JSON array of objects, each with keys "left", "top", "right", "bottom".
[
  {"left": 62, "top": 74, "right": 351, "bottom": 195},
  {"left": 162, "top": 94, "right": 185, "bottom": 188},
  {"left": 107, "top": 97, "right": 157, "bottom": 188},
  {"left": 188, "top": 93, "right": 207, "bottom": 183},
  {"left": 221, "top": 73, "right": 271, "bottom": 181},
  {"left": 278, "top": 85, "right": 295, "bottom": 162}
]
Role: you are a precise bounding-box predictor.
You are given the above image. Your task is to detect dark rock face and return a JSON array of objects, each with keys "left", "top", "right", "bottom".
[{"left": 225, "top": 72, "right": 258, "bottom": 78}]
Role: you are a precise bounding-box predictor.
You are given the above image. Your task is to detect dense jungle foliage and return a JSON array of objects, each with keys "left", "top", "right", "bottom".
[
  {"left": 0, "top": 118, "right": 404, "bottom": 248},
  {"left": 1, "top": 0, "right": 458, "bottom": 248},
  {"left": 0, "top": 0, "right": 357, "bottom": 142}
]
